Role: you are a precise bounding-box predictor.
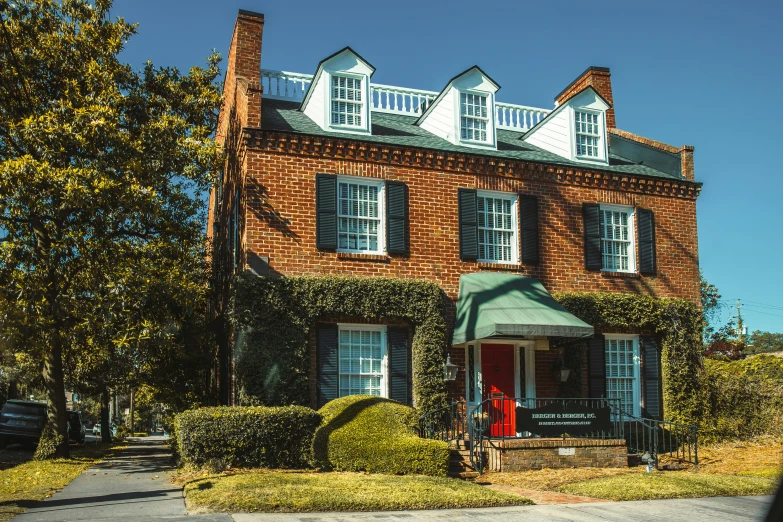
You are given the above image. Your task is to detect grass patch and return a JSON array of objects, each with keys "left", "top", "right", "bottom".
[
  {"left": 183, "top": 470, "right": 532, "bottom": 513},
  {"left": 0, "top": 443, "right": 122, "bottom": 521},
  {"left": 558, "top": 472, "right": 777, "bottom": 501},
  {"left": 483, "top": 466, "right": 643, "bottom": 491}
]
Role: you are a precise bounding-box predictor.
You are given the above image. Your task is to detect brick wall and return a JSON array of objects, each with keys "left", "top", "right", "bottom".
[{"left": 492, "top": 438, "right": 628, "bottom": 471}]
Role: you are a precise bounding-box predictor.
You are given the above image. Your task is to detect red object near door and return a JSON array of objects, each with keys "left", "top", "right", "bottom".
[{"left": 481, "top": 344, "right": 516, "bottom": 437}]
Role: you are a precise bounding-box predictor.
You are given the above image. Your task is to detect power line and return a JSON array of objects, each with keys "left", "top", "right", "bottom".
[{"left": 740, "top": 308, "right": 783, "bottom": 319}]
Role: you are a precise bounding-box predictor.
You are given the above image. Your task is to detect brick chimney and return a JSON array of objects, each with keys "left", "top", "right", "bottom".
[
  {"left": 555, "top": 66, "right": 615, "bottom": 129},
  {"left": 217, "top": 9, "right": 264, "bottom": 140}
]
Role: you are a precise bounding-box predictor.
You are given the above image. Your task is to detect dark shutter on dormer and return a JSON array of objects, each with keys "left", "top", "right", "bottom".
[
  {"left": 637, "top": 208, "right": 656, "bottom": 276},
  {"left": 388, "top": 327, "right": 410, "bottom": 405},
  {"left": 519, "top": 195, "right": 539, "bottom": 264},
  {"left": 316, "top": 323, "right": 339, "bottom": 408},
  {"left": 458, "top": 188, "right": 478, "bottom": 260},
  {"left": 588, "top": 334, "right": 606, "bottom": 399},
  {"left": 583, "top": 203, "right": 602, "bottom": 271},
  {"left": 386, "top": 181, "right": 408, "bottom": 255},
  {"left": 316, "top": 174, "right": 337, "bottom": 250}
]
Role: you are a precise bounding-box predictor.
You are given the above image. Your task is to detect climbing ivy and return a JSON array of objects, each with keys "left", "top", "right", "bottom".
[
  {"left": 554, "top": 292, "right": 704, "bottom": 425},
  {"left": 228, "top": 274, "right": 449, "bottom": 415}
]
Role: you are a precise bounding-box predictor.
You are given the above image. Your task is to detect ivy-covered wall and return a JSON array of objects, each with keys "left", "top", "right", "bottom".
[{"left": 228, "top": 274, "right": 449, "bottom": 415}]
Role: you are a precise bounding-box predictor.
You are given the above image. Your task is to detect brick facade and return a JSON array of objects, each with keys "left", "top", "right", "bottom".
[{"left": 211, "top": 10, "right": 702, "bottom": 409}]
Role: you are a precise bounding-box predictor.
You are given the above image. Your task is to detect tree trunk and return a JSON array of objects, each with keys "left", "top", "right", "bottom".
[
  {"left": 100, "top": 386, "right": 111, "bottom": 443},
  {"left": 42, "top": 340, "right": 70, "bottom": 458},
  {"left": 129, "top": 388, "right": 134, "bottom": 435}
]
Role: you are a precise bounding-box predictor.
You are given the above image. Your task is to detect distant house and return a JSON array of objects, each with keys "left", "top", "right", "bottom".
[{"left": 209, "top": 10, "right": 701, "bottom": 429}]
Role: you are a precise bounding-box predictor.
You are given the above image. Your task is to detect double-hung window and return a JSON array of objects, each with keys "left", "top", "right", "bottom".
[
  {"left": 600, "top": 205, "right": 635, "bottom": 272},
  {"left": 477, "top": 192, "right": 518, "bottom": 264},
  {"left": 337, "top": 178, "right": 383, "bottom": 253},
  {"left": 605, "top": 335, "right": 640, "bottom": 416},
  {"left": 460, "top": 92, "right": 489, "bottom": 142},
  {"left": 331, "top": 75, "right": 364, "bottom": 128},
  {"left": 338, "top": 325, "right": 386, "bottom": 397},
  {"left": 575, "top": 110, "right": 601, "bottom": 158}
]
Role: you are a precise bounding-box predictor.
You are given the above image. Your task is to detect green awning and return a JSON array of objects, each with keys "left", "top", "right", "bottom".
[{"left": 452, "top": 273, "right": 594, "bottom": 345}]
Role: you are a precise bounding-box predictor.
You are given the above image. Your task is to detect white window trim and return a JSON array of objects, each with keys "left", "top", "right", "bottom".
[
  {"left": 571, "top": 107, "right": 607, "bottom": 163},
  {"left": 337, "top": 323, "right": 388, "bottom": 399},
  {"left": 604, "top": 333, "right": 641, "bottom": 417},
  {"left": 476, "top": 190, "right": 519, "bottom": 265},
  {"left": 599, "top": 203, "right": 636, "bottom": 274},
  {"left": 329, "top": 72, "right": 368, "bottom": 132},
  {"left": 336, "top": 175, "right": 385, "bottom": 255},
  {"left": 455, "top": 89, "right": 496, "bottom": 149}
]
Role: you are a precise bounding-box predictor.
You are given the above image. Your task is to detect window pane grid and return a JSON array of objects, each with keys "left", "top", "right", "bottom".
[
  {"left": 575, "top": 111, "right": 600, "bottom": 157},
  {"left": 338, "top": 181, "right": 380, "bottom": 252},
  {"left": 605, "top": 338, "right": 636, "bottom": 415},
  {"left": 339, "top": 328, "right": 383, "bottom": 397},
  {"left": 477, "top": 196, "right": 514, "bottom": 262},
  {"left": 460, "top": 93, "right": 488, "bottom": 142},
  {"left": 331, "top": 76, "right": 363, "bottom": 127},
  {"left": 600, "top": 209, "right": 631, "bottom": 271}
]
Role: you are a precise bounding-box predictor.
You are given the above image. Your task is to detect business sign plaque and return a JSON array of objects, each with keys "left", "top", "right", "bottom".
[{"left": 516, "top": 401, "right": 612, "bottom": 437}]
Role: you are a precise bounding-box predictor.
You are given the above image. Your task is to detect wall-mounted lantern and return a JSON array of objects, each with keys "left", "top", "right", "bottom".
[
  {"left": 443, "top": 354, "right": 458, "bottom": 381},
  {"left": 552, "top": 355, "right": 572, "bottom": 383}
]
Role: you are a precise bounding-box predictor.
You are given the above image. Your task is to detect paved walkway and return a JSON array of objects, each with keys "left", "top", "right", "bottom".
[
  {"left": 15, "top": 436, "right": 230, "bottom": 522},
  {"left": 485, "top": 483, "right": 608, "bottom": 504}
]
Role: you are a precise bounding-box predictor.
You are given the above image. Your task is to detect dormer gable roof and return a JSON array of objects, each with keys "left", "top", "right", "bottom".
[
  {"left": 414, "top": 65, "right": 500, "bottom": 125},
  {"left": 522, "top": 85, "right": 611, "bottom": 139},
  {"left": 299, "top": 46, "right": 376, "bottom": 112}
]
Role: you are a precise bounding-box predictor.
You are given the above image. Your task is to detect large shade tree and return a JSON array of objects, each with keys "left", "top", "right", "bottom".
[{"left": 0, "top": 0, "right": 222, "bottom": 456}]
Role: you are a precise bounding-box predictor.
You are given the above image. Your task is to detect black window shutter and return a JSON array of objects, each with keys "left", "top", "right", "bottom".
[
  {"left": 637, "top": 208, "right": 656, "bottom": 276},
  {"left": 519, "top": 195, "right": 539, "bottom": 264},
  {"left": 458, "top": 188, "right": 478, "bottom": 260},
  {"left": 316, "top": 174, "right": 337, "bottom": 250},
  {"left": 388, "top": 327, "right": 410, "bottom": 405},
  {"left": 316, "top": 324, "right": 339, "bottom": 408},
  {"left": 386, "top": 181, "right": 408, "bottom": 255},
  {"left": 640, "top": 335, "right": 662, "bottom": 419},
  {"left": 583, "top": 203, "right": 602, "bottom": 270},
  {"left": 588, "top": 334, "right": 606, "bottom": 399}
]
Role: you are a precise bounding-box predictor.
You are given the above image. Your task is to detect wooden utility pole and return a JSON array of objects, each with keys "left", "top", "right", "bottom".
[{"left": 129, "top": 388, "right": 134, "bottom": 436}]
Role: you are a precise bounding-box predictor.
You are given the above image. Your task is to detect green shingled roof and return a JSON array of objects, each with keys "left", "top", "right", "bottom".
[{"left": 261, "top": 99, "right": 683, "bottom": 181}]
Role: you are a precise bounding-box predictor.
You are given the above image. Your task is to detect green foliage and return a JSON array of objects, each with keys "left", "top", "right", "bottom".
[
  {"left": 748, "top": 330, "right": 783, "bottom": 355},
  {"left": 33, "top": 423, "right": 64, "bottom": 461},
  {"left": 554, "top": 292, "right": 704, "bottom": 425},
  {"left": 312, "top": 395, "right": 449, "bottom": 476},
  {"left": 229, "top": 274, "right": 449, "bottom": 415},
  {"left": 700, "top": 355, "right": 783, "bottom": 442},
  {"left": 175, "top": 405, "right": 322, "bottom": 469}
]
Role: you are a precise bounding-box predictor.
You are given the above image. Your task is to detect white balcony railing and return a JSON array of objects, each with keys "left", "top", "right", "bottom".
[{"left": 260, "top": 69, "right": 550, "bottom": 131}]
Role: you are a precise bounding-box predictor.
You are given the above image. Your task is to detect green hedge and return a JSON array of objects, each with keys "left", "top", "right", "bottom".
[
  {"left": 229, "top": 274, "right": 449, "bottom": 415},
  {"left": 700, "top": 355, "right": 783, "bottom": 442},
  {"left": 175, "top": 405, "right": 322, "bottom": 469},
  {"left": 312, "top": 395, "right": 449, "bottom": 476}
]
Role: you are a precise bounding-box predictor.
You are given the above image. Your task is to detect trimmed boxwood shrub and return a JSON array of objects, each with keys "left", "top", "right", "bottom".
[
  {"left": 175, "top": 405, "right": 321, "bottom": 469},
  {"left": 312, "top": 395, "right": 449, "bottom": 476}
]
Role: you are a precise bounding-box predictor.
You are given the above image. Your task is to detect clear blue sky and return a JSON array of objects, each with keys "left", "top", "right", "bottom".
[{"left": 112, "top": 0, "right": 783, "bottom": 332}]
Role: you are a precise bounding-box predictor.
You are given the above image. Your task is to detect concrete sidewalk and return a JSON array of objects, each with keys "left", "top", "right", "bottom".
[
  {"left": 14, "top": 436, "right": 230, "bottom": 522},
  {"left": 230, "top": 495, "right": 773, "bottom": 521}
]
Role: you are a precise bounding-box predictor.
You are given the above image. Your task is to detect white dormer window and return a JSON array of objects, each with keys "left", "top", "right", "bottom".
[
  {"left": 575, "top": 110, "right": 601, "bottom": 158},
  {"left": 460, "top": 92, "right": 489, "bottom": 142},
  {"left": 331, "top": 75, "right": 364, "bottom": 127}
]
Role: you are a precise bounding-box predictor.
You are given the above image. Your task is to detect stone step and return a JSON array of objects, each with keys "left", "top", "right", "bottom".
[{"left": 448, "top": 471, "right": 480, "bottom": 480}]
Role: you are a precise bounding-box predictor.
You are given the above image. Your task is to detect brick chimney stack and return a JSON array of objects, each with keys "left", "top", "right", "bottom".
[{"left": 555, "top": 66, "right": 615, "bottom": 129}]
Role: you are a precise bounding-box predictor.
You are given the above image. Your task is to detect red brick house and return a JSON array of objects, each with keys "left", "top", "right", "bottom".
[{"left": 209, "top": 10, "right": 701, "bottom": 428}]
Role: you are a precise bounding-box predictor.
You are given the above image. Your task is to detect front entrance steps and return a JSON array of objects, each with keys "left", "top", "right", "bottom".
[{"left": 448, "top": 439, "right": 479, "bottom": 480}]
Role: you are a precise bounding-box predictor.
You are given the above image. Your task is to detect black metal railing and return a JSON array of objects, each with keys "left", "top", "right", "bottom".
[{"left": 419, "top": 396, "right": 699, "bottom": 474}]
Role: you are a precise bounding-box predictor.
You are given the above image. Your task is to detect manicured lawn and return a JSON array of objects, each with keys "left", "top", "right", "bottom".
[
  {"left": 0, "top": 443, "right": 122, "bottom": 521},
  {"left": 558, "top": 472, "right": 777, "bottom": 501},
  {"left": 183, "top": 470, "right": 532, "bottom": 513}
]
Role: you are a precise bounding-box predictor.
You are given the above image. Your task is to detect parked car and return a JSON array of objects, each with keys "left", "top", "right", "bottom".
[
  {"left": 67, "top": 410, "right": 85, "bottom": 444},
  {"left": 0, "top": 400, "right": 47, "bottom": 448}
]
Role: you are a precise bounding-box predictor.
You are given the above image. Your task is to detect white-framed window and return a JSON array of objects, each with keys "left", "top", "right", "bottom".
[
  {"left": 331, "top": 74, "right": 364, "bottom": 128},
  {"left": 574, "top": 110, "right": 602, "bottom": 158},
  {"left": 600, "top": 205, "right": 635, "bottom": 273},
  {"left": 337, "top": 178, "right": 384, "bottom": 254},
  {"left": 338, "top": 324, "right": 387, "bottom": 398},
  {"left": 477, "top": 191, "right": 518, "bottom": 264},
  {"left": 460, "top": 92, "right": 489, "bottom": 142},
  {"left": 604, "top": 334, "right": 640, "bottom": 417}
]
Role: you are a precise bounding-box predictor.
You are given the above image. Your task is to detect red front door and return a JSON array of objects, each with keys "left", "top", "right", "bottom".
[{"left": 481, "top": 344, "right": 516, "bottom": 437}]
